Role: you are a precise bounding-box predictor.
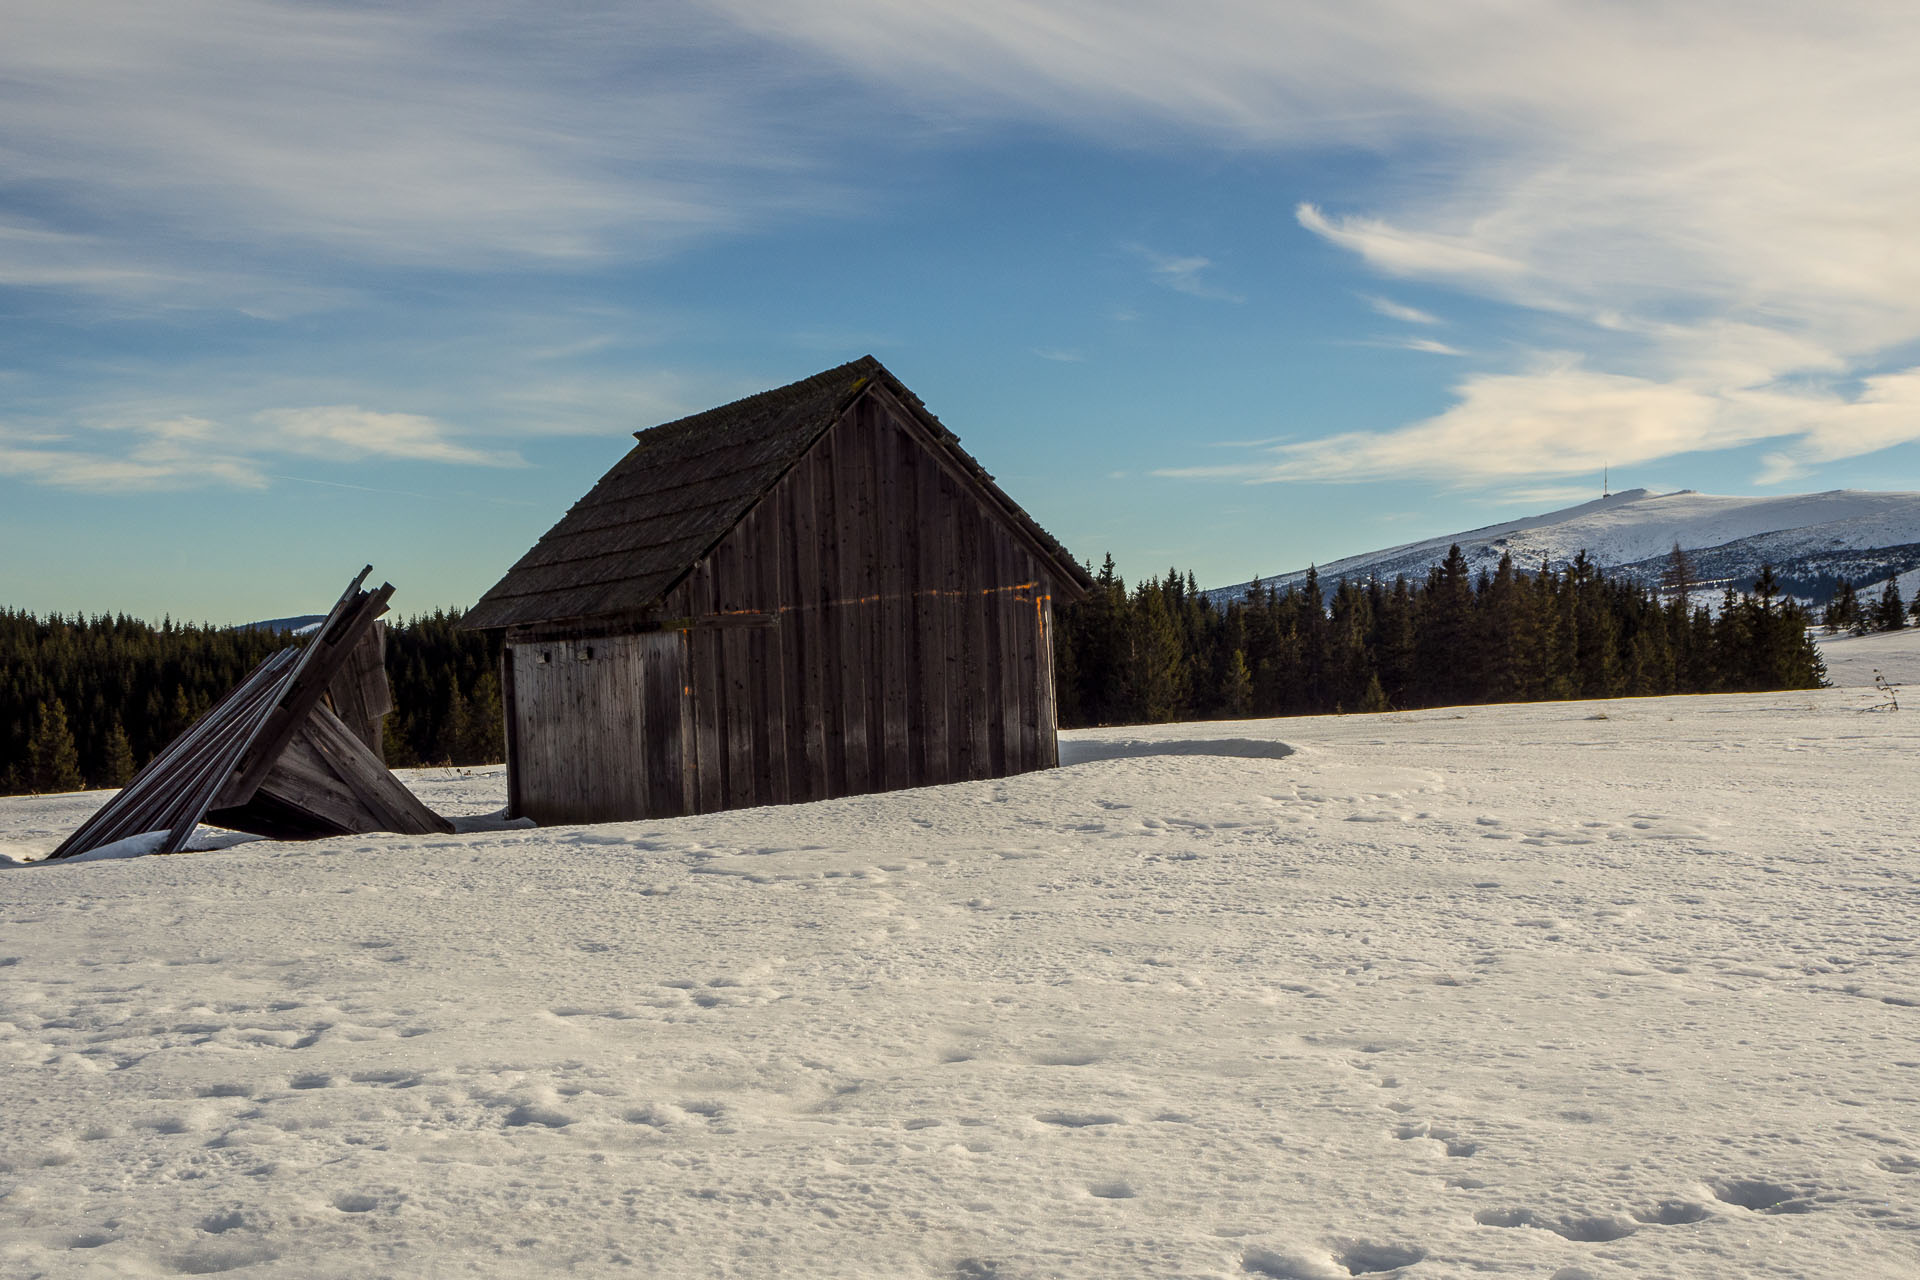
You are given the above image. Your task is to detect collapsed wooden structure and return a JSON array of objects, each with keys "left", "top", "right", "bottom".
[
  {"left": 47, "top": 568, "right": 450, "bottom": 860},
  {"left": 463, "top": 356, "right": 1094, "bottom": 826}
]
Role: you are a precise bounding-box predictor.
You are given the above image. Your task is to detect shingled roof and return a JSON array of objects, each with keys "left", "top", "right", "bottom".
[{"left": 462, "top": 357, "right": 1091, "bottom": 631}]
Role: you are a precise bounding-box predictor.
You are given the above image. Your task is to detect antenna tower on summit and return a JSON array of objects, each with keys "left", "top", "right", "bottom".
[{"left": 1603, "top": 464, "right": 1610, "bottom": 498}]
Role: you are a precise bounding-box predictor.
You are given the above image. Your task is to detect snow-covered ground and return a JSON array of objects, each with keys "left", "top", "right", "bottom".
[
  {"left": 5, "top": 686, "right": 1920, "bottom": 1279},
  {"left": 1815, "top": 621, "right": 1920, "bottom": 691}
]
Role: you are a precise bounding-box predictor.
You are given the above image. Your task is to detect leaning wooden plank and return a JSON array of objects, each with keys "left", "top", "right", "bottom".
[
  {"left": 292, "top": 701, "right": 451, "bottom": 835},
  {"left": 152, "top": 571, "right": 384, "bottom": 855},
  {"left": 324, "top": 620, "right": 391, "bottom": 759},
  {"left": 51, "top": 651, "right": 292, "bottom": 854},
  {"left": 151, "top": 666, "right": 309, "bottom": 855},
  {"left": 218, "top": 719, "right": 370, "bottom": 838},
  {"left": 217, "top": 573, "right": 390, "bottom": 809},
  {"left": 46, "top": 650, "right": 299, "bottom": 859}
]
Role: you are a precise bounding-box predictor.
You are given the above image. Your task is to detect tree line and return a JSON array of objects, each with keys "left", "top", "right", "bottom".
[
  {"left": 2, "top": 609, "right": 504, "bottom": 795},
  {"left": 1821, "top": 575, "right": 1918, "bottom": 635},
  {"left": 1050, "top": 545, "right": 1827, "bottom": 727},
  {"left": 3, "top": 545, "right": 1836, "bottom": 794}
]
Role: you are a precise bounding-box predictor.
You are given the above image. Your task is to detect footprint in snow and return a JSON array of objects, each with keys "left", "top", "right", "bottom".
[
  {"left": 197, "top": 1083, "right": 252, "bottom": 1099},
  {"left": 1243, "top": 1240, "right": 1425, "bottom": 1277},
  {"left": 1708, "top": 1177, "right": 1816, "bottom": 1214},
  {"left": 1030, "top": 1047, "right": 1103, "bottom": 1067},
  {"left": 1393, "top": 1122, "right": 1477, "bottom": 1157},
  {"left": 504, "top": 1103, "right": 572, "bottom": 1128},
  {"left": 1474, "top": 1208, "right": 1637, "bottom": 1242},
  {"left": 1035, "top": 1111, "right": 1124, "bottom": 1128},
  {"left": 1632, "top": 1199, "right": 1712, "bottom": 1225}
]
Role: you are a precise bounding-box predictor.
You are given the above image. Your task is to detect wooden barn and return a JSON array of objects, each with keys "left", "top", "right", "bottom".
[{"left": 461, "top": 357, "right": 1093, "bottom": 825}]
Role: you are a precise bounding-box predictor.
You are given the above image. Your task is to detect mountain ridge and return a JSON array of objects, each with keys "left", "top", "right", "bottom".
[{"left": 1207, "top": 488, "right": 1920, "bottom": 606}]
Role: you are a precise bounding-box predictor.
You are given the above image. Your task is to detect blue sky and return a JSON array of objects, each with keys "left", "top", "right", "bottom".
[{"left": 7, "top": 1, "right": 1920, "bottom": 623}]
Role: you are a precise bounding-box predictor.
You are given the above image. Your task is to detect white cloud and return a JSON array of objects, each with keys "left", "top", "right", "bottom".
[
  {"left": 1299, "top": 205, "right": 1527, "bottom": 288},
  {"left": 1488, "top": 483, "right": 1611, "bottom": 508},
  {"left": 714, "top": 1, "right": 1920, "bottom": 483},
  {"left": 11, "top": 2, "right": 1920, "bottom": 488},
  {"left": 0, "top": 420, "right": 267, "bottom": 491},
  {"left": 1157, "top": 358, "right": 1920, "bottom": 485},
  {"left": 251, "top": 407, "right": 523, "bottom": 467},
  {"left": 1, "top": 403, "right": 519, "bottom": 493},
  {"left": 1755, "top": 453, "right": 1809, "bottom": 487},
  {"left": 1401, "top": 338, "right": 1466, "bottom": 357},
  {"left": 1127, "top": 245, "right": 1244, "bottom": 302},
  {"left": 1364, "top": 296, "right": 1442, "bottom": 326},
  {"left": 0, "top": 1, "right": 849, "bottom": 306}
]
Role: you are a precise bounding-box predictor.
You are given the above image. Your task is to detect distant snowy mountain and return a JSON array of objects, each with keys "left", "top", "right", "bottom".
[
  {"left": 1207, "top": 488, "right": 1920, "bottom": 606},
  {"left": 233, "top": 613, "right": 327, "bottom": 634}
]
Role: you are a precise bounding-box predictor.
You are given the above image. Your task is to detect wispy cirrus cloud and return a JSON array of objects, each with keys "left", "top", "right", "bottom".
[
  {"left": 3, "top": 404, "right": 520, "bottom": 493},
  {"left": 1159, "top": 360, "right": 1920, "bottom": 486},
  {"left": 13, "top": 1, "right": 1920, "bottom": 497},
  {"left": 1298, "top": 205, "right": 1528, "bottom": 290},
  {"left": 1127, "top": 244, "right": 1244, "bottom": 302},
  {"left": 715, "top": 0, "right": 1920, "bottom": 483},
  {"left": 1364, "top": 296, "right": 1443, "bottom": 326},
  {"left": 249, "top": 408, "right": 523, "bottom": 468},
  {"left": 1400, "top": 338, "right": 1466, "bottom": 357},
  {"left": 0, "top": 1, "right": 852, "bottom": 310}
]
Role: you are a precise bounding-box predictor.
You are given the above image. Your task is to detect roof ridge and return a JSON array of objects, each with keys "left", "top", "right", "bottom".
[{"left": 631, "top": 355, "right": 881, "bottom": 444}]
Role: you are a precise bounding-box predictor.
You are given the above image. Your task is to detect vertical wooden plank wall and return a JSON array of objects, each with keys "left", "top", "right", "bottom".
[
  {"left": 655, "top": 393, "right": 1065, "bottom": 815},
  {"left": 505, "top": 633, "right": 685, "bottom": 825}
]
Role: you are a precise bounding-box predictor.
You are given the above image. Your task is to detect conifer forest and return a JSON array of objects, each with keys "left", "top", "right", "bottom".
[
  {"left": 0, "top": 547, "right": 1845, "bottom": 795},
  {"left": 1, "top": 609, "right": 503, "bottom": 796}
]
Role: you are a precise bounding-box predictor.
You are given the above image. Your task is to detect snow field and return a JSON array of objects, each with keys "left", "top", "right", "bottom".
[
  {"left": 1814, "top": 624, "right": 1920, "bottom": 690},
  {"left": 3, "top": 689, "right": 1920, "bottom": 1278}
]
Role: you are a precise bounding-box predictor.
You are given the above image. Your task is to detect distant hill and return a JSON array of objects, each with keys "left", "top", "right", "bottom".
[
  {"left": 233, "top": 614, "right": 327, "bottom": 634},
  {"left": 1207, "top": 488, "right": 1920, "bottom": 607}
]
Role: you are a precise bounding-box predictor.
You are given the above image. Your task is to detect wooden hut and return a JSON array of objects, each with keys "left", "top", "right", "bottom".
[{"left": 461, "top": 357, "right": 1093, "bottom": 825}]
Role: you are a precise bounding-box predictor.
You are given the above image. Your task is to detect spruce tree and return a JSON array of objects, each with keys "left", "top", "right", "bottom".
[
  {"left": 1418, "top": 545, "right": 1474, "bottom": 706},
  {"left": 1875, "top": 578, "right": 1907, "bottom": 631},
  {"left": 1358, "top": 672, "right": 1390, "bottom": 713},
  {"left": 1077, "top": 555, "right": 1128, "bottom": 724},
  {"left": 1478, "top": 553, "right": 1523, "bottom": 701},
  {"left": 434, "top": 685, "right": 470, "bottom": 764},
  {"left": 102, "top": 719, "right": 136, "bottom": 787},
  {"left": 381, "top": 714, "right": 419, "bottom": 768},
  {"left": 1823, "top": 580, "right": 1861, "bottom": 634},
  {"left": 1052, "top": 601, "right": 1082, "bottom": 726},
  {"left": 1122, "top": 580, "right": 1187, "bottom": 722},
  {"left": 168, "top": 685, "right": 194, "bottom": 737},
  {"left": 460, "top": 673, "right": 507, "bottom": 764},
  {"left": 1659, "top": 542, "right": 1696, "bottom": 604},
  {"left": 1220, "top": 649, "right": 1254, "bottom": 717},
  {"left": 27, "top": 699, "right": 84, "bottom": 793}
]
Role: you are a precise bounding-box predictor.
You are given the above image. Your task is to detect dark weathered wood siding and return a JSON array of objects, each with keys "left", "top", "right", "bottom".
[
  {"left": 504, "top": 389, "right": 1066, "bottom": 823},
  {"left": 505, "top": 631, "right": 690, "bottom": 825}
]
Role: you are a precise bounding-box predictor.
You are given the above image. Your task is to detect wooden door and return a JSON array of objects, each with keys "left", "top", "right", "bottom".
[{"left": 506, "top": 631, "right": 688, "bottom": 825}]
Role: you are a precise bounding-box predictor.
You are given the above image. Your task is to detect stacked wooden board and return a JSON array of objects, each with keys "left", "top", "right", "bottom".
[{"left": 47, "top": 568, "right": 451, "bottom": 860}]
